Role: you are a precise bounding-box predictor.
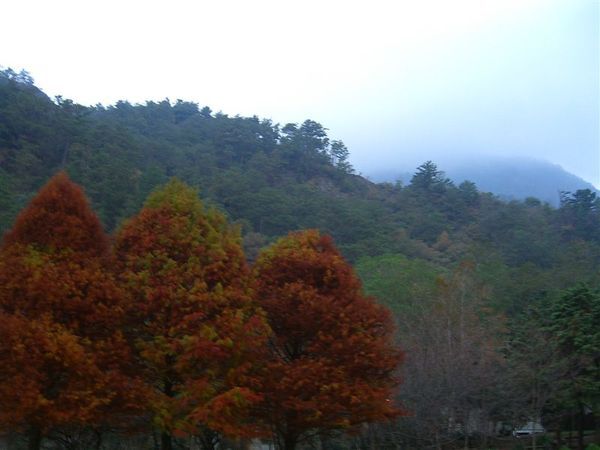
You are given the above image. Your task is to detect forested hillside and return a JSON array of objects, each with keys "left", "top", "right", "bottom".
[
  {"left": 1, "top": 68, "right": 599, "bottom": 449},
  {"left": 2, "top": 69, "right": 599, "bottom": 300}
]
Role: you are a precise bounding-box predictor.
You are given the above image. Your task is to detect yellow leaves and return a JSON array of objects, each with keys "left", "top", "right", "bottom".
[
  {"left": 184, "top": 386, "right": 263, "bottom": 438},
  {"left": 144, "top": 179, "right": 205, "bottom": 219},
  {"left": 198, "top": 324, "right": 218, "bottom": 341},
  {"left": 22, "top": 246, "right": 46, "bottom": 268},
  {"left": 111, "top": 178, "right": 268, "bottom": 439}
]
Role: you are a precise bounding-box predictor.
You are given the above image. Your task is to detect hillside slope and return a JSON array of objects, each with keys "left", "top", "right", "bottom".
[{"left": 1, "top": 69, "right": 600, "bottom": 314}]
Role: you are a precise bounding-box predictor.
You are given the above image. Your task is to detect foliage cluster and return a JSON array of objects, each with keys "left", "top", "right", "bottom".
[{"left": 0, "top": 174, "right": 401, "bottom": 450}]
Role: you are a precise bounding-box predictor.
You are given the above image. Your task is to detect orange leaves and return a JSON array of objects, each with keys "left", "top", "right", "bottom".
[
  {"left": 186, "top": 386, "right": 264, "bottom": 438},
  {"left": 114, "top": 179, "right": 268, "bottom": 441},
  {"left": 0, "top": 173, "right": 137, "bottom": 439},
  {"left": 253, "top": 230, "right": 403, "bottom": 447},
  {"left": 0, "top": 313, "right": 110, "bottom": 430},
  {"left": 2, "top": 172, "right": 108, "bottom": 258},
  {"left": 0, "top": 175, "right": 399, "bottom": 450},
  {"left": 0, "top": 250, "right": 123, "bottom": 336}
]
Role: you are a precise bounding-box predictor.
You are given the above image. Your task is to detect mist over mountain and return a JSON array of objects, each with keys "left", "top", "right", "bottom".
[{"left": 367, "top": 156, "right": 598, "bottom": 206}]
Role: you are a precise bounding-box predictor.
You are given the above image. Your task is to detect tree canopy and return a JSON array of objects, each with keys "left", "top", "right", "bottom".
[
  {"left": 253, "top": 230, "right": 402, "bottom": 450},
  {"left": 0, "top": 173, "right": 137, "bottom": 450},
  {"left": 114, "top": 179, "right": 268, "bottom": 449}
]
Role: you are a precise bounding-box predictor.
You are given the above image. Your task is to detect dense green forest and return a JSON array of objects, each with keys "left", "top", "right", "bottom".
[{"left": 1, "top": 68, "right": 599, "bottom": 449}]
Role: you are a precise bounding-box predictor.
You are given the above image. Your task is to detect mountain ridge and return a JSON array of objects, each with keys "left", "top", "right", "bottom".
[{"left": 367, "top": 156, "right": 598, "bottom": 206}]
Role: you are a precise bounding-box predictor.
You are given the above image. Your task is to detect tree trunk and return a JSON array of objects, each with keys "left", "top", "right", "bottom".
[
  {"left": 595, "top": 408, "right": 600, "bottom": 446},
  {"left": 282, "top": 434, "right": 297, "bottom": 450},
  {"left": 28, "top": 427, "right": 42, "bottom": 450},
  {"left": 369, "top": 423, "right": 377, "bottom": 450},
  {"left": 577, "top": 402, "right": 584, "bottom": 450},
  {"left": 153, "top": 430, "right": 160, "bottom": 450},
  {"left": 569, "top": 411, "right": 574, "bottom": 443},
  {"left": 197, "top": 427, "right": 219, "bottom": 450},
  {"left": 162, "top": 376, "right": 174, "bottom": 450},
  {"left": 94, "top": 429, "right": 103, "bottom": 450},
  {"left": 161, "top": 432, "right": 173, "bottom": 450}
]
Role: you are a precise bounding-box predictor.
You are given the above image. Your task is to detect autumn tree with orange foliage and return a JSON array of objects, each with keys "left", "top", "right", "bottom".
[
  {"left": 253, "top": 230, "right": 402, "bottom": 450},
  {"left": 114, "top": 180, "right": 268, "bottom": 450},
  {"left": 0, "top": 173, "right": 139, "bottom": 450}
]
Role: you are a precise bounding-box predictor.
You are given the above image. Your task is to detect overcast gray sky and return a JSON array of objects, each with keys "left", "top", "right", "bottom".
[{"left": 2, "top": 0, "right": 598, "bottom": 187}]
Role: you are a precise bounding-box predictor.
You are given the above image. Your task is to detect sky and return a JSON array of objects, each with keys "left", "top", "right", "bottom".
[{"left": 2, "top": 0, "right": 599, "bottom": 187}]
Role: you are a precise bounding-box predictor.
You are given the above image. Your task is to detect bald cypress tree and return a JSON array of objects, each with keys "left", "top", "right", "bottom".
[
  {"left": 114, "top": 179, "right": 268, "bottom": 450},
  {"left": 0, "top": 172, "right": 138, "bottom": 450},
  {"left": 253, "top": 230, "right": 402, "bottom": 450}
]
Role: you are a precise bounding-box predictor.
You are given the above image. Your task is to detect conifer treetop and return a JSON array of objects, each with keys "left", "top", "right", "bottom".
[{"left": 3, "top": 172, "right": 108, "bottom": 257}]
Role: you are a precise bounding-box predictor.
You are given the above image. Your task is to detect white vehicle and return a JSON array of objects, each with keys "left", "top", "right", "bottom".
[{"left": 512, "top": 421, "right": 545, "bottom": 437}]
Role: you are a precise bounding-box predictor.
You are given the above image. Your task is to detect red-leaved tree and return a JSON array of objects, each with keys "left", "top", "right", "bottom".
[
  {"left": 114, "top": 179, "right": 268, "bottom": 450},
  {"left": 0, "top": 172, "right": 139, "bottom": 450},
  {"left": 253, "top": 230, "right": 402, "bottom": 450}
]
